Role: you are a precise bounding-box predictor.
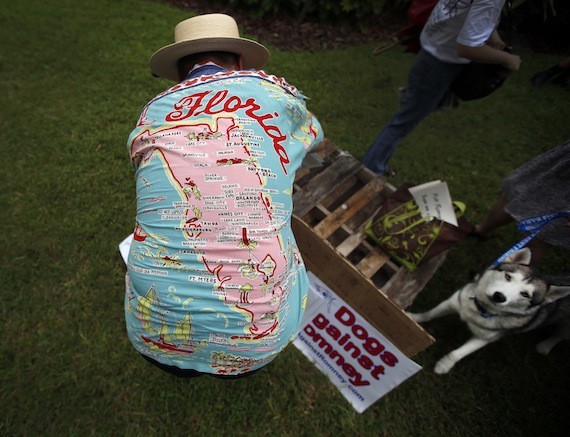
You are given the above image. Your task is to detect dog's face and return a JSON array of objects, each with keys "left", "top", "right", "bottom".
[{"left": 474, "top": 264, "right": 549, "bottom": 314}]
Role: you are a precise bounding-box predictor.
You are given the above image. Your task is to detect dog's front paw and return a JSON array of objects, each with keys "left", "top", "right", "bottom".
[
  {"left": 406, "top": 311, "right": 427, "bottom": 323},
  {"left": 434, "top": 355, "right": 456, "bottom": 374},
  {"left": 535, "top": 338, "right": 558, "bottom": 355}
]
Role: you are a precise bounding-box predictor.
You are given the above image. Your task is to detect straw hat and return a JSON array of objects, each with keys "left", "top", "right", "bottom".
[{"left": 150, "top": 13, "right": 270, "bottom": 81}]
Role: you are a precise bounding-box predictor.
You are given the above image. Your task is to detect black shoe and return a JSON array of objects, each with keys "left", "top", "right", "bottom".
[
  {"left": 531, "top": 66, "right": 562, "bottom": 88},
  {"left": 384, "top": 167, "right": 397, "bottom": 177},
  {"left": 551, "top": 70, "right": 569, "bottom": 86}
]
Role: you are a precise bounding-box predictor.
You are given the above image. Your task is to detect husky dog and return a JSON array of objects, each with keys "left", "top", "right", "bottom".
[{"left": 408, "top": 248, "right": 570, "bottom": 374}]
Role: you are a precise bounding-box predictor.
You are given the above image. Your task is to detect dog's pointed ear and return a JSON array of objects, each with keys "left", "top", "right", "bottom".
[
  {"left": 545, "top": 285, "right": 570, "bottom": 304},
  {"left": 469, "top": 269, "right": 482, "bottom": 281},
  {"left": 503, "top": 247, "right": 532, "bottom": 265}
]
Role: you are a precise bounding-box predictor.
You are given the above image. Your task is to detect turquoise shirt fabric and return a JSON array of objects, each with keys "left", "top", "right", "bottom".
[{"left": 125, "top": 68, "right": 323, "bottom": 375}]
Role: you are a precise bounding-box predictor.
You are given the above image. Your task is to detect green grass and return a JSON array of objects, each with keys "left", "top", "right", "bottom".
[{"left": 1, "top": 0, "right": 569, "bottom": 434}]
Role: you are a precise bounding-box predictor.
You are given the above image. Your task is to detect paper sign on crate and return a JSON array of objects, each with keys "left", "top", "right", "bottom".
[
  {"left": 408, "top": 179, "right": 458, "bottom": 226},
  {"left": 293, "top": 272, "right": 421, "bottom": 413}
]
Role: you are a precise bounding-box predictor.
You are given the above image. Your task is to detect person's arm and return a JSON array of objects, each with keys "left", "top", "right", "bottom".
[
  {"left": 456, "top": 1, "right": 520, "bottom": 72},
  {"left": 457, "top": 43, "right": 521, "bottom": 72},
  {"left": 485, "top": 29, "right": 506, "bottom": 50}
]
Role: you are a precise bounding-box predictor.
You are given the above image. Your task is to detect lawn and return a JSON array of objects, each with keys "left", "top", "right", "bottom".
[{"left": 1, "top": 0, "right": 569, "bottom": 435}]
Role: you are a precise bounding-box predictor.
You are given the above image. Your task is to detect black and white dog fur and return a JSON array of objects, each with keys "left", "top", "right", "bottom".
[{"left": 408, "top": 248, "right": 570, "bottom": 374}]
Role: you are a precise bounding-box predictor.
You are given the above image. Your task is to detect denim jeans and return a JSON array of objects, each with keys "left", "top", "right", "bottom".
[{"left": 362, "top": 49, "right": 466, "bottom": 175}]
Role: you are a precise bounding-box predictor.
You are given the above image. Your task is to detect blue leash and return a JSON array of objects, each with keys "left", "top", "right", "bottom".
[{"left": 491, "top": 210, "right": 570, "bottom": 267}]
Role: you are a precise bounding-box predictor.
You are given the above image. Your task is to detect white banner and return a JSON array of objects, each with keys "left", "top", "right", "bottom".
[{"left": 293, "top": 272, "right": 422, "bottom": 413}]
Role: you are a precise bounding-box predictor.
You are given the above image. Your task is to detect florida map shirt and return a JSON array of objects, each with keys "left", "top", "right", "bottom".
[{"left": 124, "top": 67, "right": 323, "bottom": 375}]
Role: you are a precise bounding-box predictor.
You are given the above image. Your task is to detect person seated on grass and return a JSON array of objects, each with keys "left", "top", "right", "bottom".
[
  {"left": 470, "top": 139, "right": 570, "bottom": 265},
  {"left": 124, "top": 13, "right": 324, "bottom": 378}
]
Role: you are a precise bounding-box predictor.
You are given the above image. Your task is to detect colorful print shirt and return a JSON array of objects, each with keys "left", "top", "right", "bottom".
[{"left": 124, "top": 66, "right": 323, "bottom": 375}]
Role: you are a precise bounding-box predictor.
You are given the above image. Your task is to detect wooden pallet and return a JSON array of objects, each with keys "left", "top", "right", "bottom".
[{"left": 292, "top": 139, "right": 443, "bottom": 357}]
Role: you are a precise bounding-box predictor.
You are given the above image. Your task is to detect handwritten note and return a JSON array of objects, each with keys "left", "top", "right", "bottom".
[{"left": 408, "top": 180, "right": 458, "bottom": 226}]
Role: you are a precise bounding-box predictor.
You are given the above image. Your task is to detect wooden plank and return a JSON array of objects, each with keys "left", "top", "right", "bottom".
[
  {"left": 356, "top": 251, "right": 390, "bottom": 278},
  {"left": 344, "top": 190, "right": 386, "bottom": 230},
  {"left": 313, "top": 177, "right": 385, "bottom": 238},
  {"left": 294, "top": 167, "right": 311, "bottom": 182},
  {"left": 292, "top": 215, "right": 434, "bottom": 357},
  {"left": 292, "top": 153, "right": 363, "bottom": 217},
  {"left": 294, "top": 139, "right": 340, "bottom": 184},
  {"left": 311, "top": 204, "right": 356, "bottom": 248},
  {"left": 320, "top": 175, "right": 359, "bottom": 209},
  {"left": 295, "top": 138, "right": 339, "bottom": 183},
  {"left": 336, "top": 231, "right": 366, "bottom": 257},
  {"left": 383, "top": 251, "right": 448, "bottom": 309},
  {"left": 317, "top": 137, "right": 339, "bottom": 158}
]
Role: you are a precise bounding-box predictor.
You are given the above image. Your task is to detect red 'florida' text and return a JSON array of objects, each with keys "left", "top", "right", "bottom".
[{"left": 165, "top": 90, "right": 290, "bottom": 174}]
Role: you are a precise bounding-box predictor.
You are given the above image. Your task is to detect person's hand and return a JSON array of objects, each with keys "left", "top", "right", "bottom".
[{"left": 501, "top": 53, "right": 521, "bottom": 73}]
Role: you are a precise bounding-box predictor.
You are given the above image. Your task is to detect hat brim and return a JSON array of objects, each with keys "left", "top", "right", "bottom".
[{"left": 149, "top": 37, "right": 270, "bottom": 82}]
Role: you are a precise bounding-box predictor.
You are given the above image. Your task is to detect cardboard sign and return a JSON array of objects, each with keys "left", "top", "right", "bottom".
[{"left": 293, "top": 272, "right": 421, "bottom": 413}]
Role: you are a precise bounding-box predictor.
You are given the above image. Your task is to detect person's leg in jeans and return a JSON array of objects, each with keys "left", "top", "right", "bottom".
[{"left": 362, "top": 50, "right": 465, "bottom": 175}]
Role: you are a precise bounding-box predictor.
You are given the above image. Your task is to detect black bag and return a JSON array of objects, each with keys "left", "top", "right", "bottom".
[{"left": 451, "top": 48, "right": 512, "bottom": 101}]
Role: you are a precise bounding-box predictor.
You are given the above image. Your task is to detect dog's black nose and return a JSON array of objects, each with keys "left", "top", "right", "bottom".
[{"left": 492, "top": 292, "right": 506, "bottom": 303}]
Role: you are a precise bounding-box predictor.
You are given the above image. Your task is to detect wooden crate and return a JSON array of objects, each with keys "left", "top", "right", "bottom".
[{"left": 292, "top": 139, "right": 444, "bottom": 357}]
